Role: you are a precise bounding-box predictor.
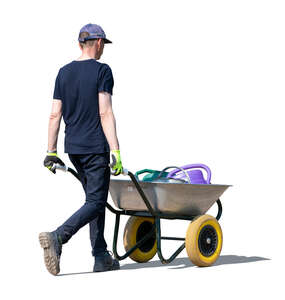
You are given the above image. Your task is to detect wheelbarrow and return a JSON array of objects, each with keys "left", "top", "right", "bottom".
[{"left": 52, "top": 163, "right": 231, "bottom": 267}]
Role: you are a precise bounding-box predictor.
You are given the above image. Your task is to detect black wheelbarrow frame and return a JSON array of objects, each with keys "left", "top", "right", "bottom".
[{"left": 67, "top": 167, "right": 223, "bottom": 264}]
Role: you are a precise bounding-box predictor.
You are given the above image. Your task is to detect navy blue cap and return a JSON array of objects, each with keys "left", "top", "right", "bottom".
[{"left": 78, "top": 23, "right": 112, "bottom": 44}]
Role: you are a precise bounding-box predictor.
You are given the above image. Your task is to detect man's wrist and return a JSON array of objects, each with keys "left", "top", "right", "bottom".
[{"left": 47, "top": 150, "right": 57, "bottom": 153}]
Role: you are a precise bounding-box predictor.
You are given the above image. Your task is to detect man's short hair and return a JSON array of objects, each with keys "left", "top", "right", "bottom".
[{"left": 79, "top": 32, "right": 98, "bottom": 48}]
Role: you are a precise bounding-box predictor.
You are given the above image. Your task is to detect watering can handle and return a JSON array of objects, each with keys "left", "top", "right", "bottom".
[
  {"left": 135, "top": 169, "right": 157, "bottom": 179},
  {"left": 157, "top": 166, "right": 191, "bottom": 183},
  {"left": 167, "top": 164, "right": 212, "bottom": 184}
]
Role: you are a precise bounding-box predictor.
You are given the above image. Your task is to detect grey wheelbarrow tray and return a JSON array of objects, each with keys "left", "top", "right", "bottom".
[{"left": 60, "top": 165, "right": 230, "bottom": 264}]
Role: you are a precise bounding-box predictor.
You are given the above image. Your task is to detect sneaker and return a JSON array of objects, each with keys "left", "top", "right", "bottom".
[
  {"left": 39, "top": 232, "right": 62, "bottom": 275},
  {"left": 93, "top": 251, "right": 120, "bottom": 272}
]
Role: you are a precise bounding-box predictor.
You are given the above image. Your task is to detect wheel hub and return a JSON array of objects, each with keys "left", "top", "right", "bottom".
[{"left": 198, "top": 225, "right": 218, "bottom": 257}]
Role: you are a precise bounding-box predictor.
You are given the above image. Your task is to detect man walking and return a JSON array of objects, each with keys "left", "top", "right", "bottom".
[{"left": 39, "top": 23, "right": 122, "bottom": 275}]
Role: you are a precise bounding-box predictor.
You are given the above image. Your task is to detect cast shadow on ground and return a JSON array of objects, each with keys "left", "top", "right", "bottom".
[
  {"left": 121, "top": 255, "right": 270, "bottom": 270},
  {"left": 58, "top": 255, "right": 270, "bottom": 276}
]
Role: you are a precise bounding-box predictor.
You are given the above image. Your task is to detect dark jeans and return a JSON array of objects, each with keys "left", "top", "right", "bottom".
[{"left": 55, "top": 152, "right": 110, "bottom": 257}]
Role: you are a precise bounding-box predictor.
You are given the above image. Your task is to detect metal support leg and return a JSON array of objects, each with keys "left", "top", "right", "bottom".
[
  {"left": 155, "top": 217, "right": 185, "bottom": 264},
  {"left": 112, "top": 213, "right": 157, "bottom": 261},
  {"left": 216, "top": 199, "right": 222, "bottom": 220}
]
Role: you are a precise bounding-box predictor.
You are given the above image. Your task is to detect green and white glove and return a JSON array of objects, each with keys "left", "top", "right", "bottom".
[
  {"left": 43, "top": 151, "right": 65, "bottom": 174},
  {"left": 110, "top": 150, "right": 123, "bottom": 176}
]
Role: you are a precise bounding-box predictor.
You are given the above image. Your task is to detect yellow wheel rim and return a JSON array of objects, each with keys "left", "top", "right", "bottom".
[
  {"left": 185, "top": 215, "right": 223, "bottom": 267},
  {"left": 123, "top": 216, "right": 157, "bottom": 263}
]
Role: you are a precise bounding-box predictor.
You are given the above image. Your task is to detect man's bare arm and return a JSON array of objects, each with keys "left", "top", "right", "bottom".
[
  {"left": 99, "top": 92, "right": 119, "bottom": 150},
  {"left": 48, "top": 99, "right": 62, "bottom": 152}
]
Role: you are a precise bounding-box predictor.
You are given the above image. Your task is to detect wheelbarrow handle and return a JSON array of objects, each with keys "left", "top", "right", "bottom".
[
  {"left": 127, "top": 170, "right": 156, "bottom": 216},
  {"left": 167, "top": 164, "right": 212, "bottom": 184},
  {"left": 110, "top": 167, "right": 129, "bottom": 176},
  {"left": 50, "top": 163, "right": 68, "bottom": 173},
  {"left": 51, "top": 162, "right": 129, "bottom": 177},
  {"left": 51, "top": 163, "right": 155, "bottom": 216}
]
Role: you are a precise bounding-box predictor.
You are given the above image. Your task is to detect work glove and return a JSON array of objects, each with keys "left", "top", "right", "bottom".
[
  {"left": 110, "top": 150, "right": 123, "bottom": 176},
  {"left": 43, "top": 151, "right": 65, "bottom": 174}
]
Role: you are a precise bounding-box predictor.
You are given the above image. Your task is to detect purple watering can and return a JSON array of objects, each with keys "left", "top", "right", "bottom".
[{"left": 167, "top": 164, "right": 212, "bottom": 184}]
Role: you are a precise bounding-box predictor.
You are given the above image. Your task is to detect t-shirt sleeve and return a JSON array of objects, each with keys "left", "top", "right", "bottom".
[
  {"left": 53, "top": 69, "right": 62, "bottom": 100},
  {"left": 98, "top": 64, "right": 114, "bottom": 95}
]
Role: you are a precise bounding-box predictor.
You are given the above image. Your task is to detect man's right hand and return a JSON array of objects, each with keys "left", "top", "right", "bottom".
[
  {"left": 43, "top": 152, "right": 65, "bottom": 174},
  {"left": 110, "top": 150, "right": 123, "bottom": 176}
]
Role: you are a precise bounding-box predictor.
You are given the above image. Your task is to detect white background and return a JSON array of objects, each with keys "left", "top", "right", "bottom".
[{"left": 0, "top": 0, "right": 284, "bottom": 299}]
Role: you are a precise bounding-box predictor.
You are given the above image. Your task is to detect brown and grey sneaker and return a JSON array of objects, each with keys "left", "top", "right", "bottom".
[{"left": 39, "top": 232, "right": 62, "bottom": 275}]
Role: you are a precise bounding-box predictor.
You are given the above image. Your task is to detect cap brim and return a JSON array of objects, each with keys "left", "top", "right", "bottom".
[{"left": 103, "top": 38, "right": 112, "bottom": 44}]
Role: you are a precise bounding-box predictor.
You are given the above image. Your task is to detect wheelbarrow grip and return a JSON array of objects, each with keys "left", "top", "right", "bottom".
[{"left": 167, "top": 164, "right": 212, "bottom": 184}]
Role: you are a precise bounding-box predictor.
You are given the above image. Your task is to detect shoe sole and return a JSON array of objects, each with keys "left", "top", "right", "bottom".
[{"left": 39, "top": 232, "right": 60, "bottom": 275}]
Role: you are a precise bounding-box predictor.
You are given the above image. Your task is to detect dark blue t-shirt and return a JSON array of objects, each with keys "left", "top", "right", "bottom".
[{"left": 53, "top": 59, "right": 114, "bottom": 154}]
